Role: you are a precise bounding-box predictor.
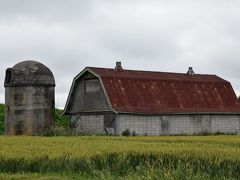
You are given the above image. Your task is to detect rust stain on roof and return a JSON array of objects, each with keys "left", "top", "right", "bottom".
[{"left": 88, "top": 67, "right": 240, "bottom": 114}]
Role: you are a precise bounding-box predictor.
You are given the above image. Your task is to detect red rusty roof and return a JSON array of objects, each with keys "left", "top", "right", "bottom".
[{"left": 88, "top": 67, "right": 240, "bottom": 114}]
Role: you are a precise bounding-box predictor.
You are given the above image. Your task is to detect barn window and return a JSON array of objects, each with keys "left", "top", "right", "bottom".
[{"left": 85, "top": 79, "right": 100, "bottom": 93}]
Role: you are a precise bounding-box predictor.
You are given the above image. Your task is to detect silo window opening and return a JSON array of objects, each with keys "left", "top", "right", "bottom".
[
  {"left": 85, "top": 79, "right": 100, "bottom": 93},
  {"left": 52, "top": 100, "right": 55, "bottom": 109},
  {"left": 5, "top": 68, "right": 12, "bottom": 84}
]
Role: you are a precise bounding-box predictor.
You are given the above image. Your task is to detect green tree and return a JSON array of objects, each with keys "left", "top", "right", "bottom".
[{"left": 55, "top": 108, "right": 70, "bottom": 128}]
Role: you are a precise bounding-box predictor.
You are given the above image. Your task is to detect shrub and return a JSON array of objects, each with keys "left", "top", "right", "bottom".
[
  {"left": 41, "top": 127, "right": 109, "bottom": 137},
  {"left": 55, "top": 108, "right": 70, "bottom": 128},
  {"left": 122, "top": 129, "right": 131, "bottom": 136},
  {"left": 132, "top": 131, "right": 137, "bottom": 136},
  {"left": 41, "top": 127, "right": 86, "bottom": 136}
]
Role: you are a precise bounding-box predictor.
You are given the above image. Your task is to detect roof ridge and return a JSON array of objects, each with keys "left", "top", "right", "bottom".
[
  {"left": 87, "top": 66, "right": 218, "bottom": 76},
  {"left": 87, "top": 66, "right": 228, "bottom": 83}
]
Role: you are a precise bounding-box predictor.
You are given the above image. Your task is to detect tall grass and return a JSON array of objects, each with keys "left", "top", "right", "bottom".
[{"left": 0, "top": 136, "right": 239, "bottom": 179}]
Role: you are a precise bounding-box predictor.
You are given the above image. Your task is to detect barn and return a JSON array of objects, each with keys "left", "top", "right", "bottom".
[{"left": 63, "top": 62, "right": 240, "bottom": 135}]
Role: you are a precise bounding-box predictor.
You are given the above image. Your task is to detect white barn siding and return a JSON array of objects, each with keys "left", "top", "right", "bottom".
[
  {"left": 70, "top": 114, "right": 240, "bottom": 135},
  {"left": 116, "top": 115, "right": 161, "bottom": 135},
  {"left": 211, "top": 115, "right": 240, "bottom": 133},
  {"left": 167, "top": 115, "right": 211, "bottom": 134},
  {"left": 116, "top": 114, "right": 240, "bottom": 135}
]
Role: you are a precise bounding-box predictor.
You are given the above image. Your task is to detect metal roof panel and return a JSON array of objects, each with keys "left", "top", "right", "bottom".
[{"left": 88, "top": 67, "right": 240, "bottom": 114}]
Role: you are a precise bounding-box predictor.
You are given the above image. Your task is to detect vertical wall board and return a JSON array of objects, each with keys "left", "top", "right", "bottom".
[{"left": 68, "top": 72, "right": 110, "bottom": 112}]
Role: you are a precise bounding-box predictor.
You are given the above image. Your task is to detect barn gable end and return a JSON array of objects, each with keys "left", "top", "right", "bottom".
[
  {"left": 63, "top": 69, "right": 117, "bottom": 134},
  {"left": 64, "top": 69, "right": 111, "bottom": 114}
]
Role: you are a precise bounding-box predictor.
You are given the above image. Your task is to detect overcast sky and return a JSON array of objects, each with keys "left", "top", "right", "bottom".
[{"left": 0, "top": 0, "right": 240, "bottom": 108}]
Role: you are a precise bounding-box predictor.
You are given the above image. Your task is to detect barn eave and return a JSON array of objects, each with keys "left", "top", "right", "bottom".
[{"left": 115, "top": 111, "right": 240, "bottom": 116}]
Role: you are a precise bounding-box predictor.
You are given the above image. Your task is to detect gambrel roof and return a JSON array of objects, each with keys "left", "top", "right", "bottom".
[{"left": 63, "top": 66, "right": 240, "bottom": 115}]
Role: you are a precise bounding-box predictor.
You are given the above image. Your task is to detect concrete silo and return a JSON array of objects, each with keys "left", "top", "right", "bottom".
[{"left": 4, "top": 60, "right": 55, "bottom": 135}]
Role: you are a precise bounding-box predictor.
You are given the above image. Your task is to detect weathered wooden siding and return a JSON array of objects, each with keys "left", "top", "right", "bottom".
[{"left": 68, "top": 72, "right": 110, "bottom": 113}]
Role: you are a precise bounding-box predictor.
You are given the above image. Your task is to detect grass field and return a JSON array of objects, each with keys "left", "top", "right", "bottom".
[{"left": 0, "top": 135, "right": 239, "bottom": 179}]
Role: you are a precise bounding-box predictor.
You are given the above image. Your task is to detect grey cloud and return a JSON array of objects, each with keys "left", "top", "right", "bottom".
[
  {"left": 0, "top": 0, "right": 240, "bottom": 107},
  {"left": 0, "top": 0, "right": 92, "bottom": 23}
]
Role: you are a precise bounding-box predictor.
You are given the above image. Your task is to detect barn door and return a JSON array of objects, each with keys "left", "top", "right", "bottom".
[{"left": 104, "top": 114, "right": 116, "bottom": 135}]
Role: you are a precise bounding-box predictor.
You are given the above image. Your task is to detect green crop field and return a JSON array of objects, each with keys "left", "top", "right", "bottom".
[{"left": 0, "top": 136, "right": 239, "bottom": 179}]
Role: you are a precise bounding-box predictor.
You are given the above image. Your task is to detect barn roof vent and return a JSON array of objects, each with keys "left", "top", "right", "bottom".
[
  {"left": 187, "top": 67, "right": 195, "bottom": 76},
  {"left": 115, "top": 61, "right": 123, "bottom": 71}
]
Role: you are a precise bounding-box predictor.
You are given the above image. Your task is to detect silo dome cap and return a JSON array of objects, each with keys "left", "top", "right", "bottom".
[{"left": 6, "top": 60, "right": 55, "bottom": 87}]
